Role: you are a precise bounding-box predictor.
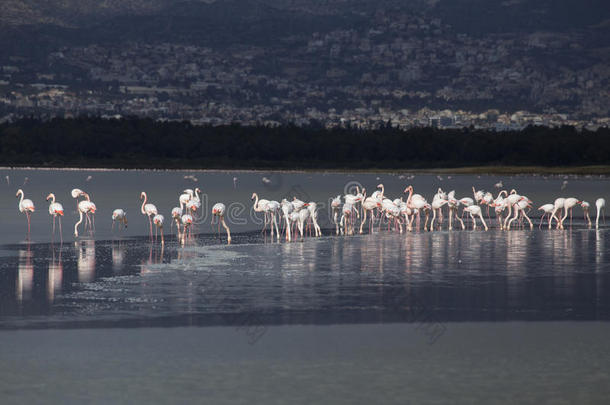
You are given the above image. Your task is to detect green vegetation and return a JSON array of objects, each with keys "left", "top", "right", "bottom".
[{"left": 1, "top": 116, "right": 609, "bottom": 171}]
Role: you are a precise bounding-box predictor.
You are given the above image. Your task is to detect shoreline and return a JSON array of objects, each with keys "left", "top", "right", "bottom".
[{"left": 2, "top": 165, "right": 610, "bottom": 175}]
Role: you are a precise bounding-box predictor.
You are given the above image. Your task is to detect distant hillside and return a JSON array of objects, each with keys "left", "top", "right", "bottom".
[
  {"left": 0, "top": 0, "right": 170, "bottom": 27},
  {"left": 0, "top": 0, "right": 608, "bottom": 123}
]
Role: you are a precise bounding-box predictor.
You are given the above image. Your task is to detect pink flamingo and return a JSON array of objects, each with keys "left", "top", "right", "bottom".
[
  {"left": 46, "top": 193, "right": 64, "bottom": 241},
  {"left": 16, "top": 189, "right": 35, "bottom": 236},
  {"left": 580, "top": 201, "right": 592, "bottom": 228},
  {"left": 538, "top": 204, "right": 554, "bottom": 229},
  {"left": 464, "top": 205, "right": 488, "bottom": 231},
  {"left": 153, "top": 214, "right": 165, "bottom": 245},
  {"left": 560, "top": 198, "right": 581, "bottom": 229},
  {"left": 212, "top": 203, "right": 231, "bottom": 244},
  {"left": 596, "top": 198, "right": 606, "bottom": 229},
  {"left": 140, "top": 192, "right": 158, "bottom": 240},
  {"left": 181, "top": 214, "right": 193, "bottom": 245},
  {"left": 112, "top": 209, "right": 128, "bottom": 232}
]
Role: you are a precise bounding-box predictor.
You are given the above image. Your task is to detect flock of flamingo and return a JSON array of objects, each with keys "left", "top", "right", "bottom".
[
  {"left": 327, "top": 184, "right": 606, "bottom": 235},
  {"left": 14, "top": 183, "right": 607, "bottom": 245}
]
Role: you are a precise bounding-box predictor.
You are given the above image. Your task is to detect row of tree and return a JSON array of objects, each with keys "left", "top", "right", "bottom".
[{"left": 0, "top": 116, "right": 608, "bottom": 169}]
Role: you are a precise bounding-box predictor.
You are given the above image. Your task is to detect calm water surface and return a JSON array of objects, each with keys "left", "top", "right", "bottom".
[
  {"left": 2, "top": 169, "right": 610, "bottom": 404},
  {"left": 1, "top": 169, "right": 609, "bottom": 329},
  {"left": 1, "top": 229, "right": 609, "bottom": 329}
]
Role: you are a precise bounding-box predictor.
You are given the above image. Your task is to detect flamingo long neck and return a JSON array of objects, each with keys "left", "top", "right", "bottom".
[
  {"left": 597, "top": 205, "right": 601, "bottom": 226},
  {"left": 380, "top": 185, "right": 384, "bottom": 199},
  {"left": 253, "top": 193, "right": 259, "bottom": 211},
  {"left": 141, "top": 193, "right": 147, "bottom": 214},
  {"left": 496, "top": 190, "right": 507, "bottom": 199},
  {"left": 18, "top": 191, "right": 24, "bottom": 205},
  {"left": 49, "top": 194, "right": 55, "bottom": 204},
  {"left": 195, "top": 189, "right": 200, "bottom": 201},
  {"left": 74, "top": 210, "right": 83, "bottom": 236},
  {"left": 406, "top": 188, "right": 413, "bottom": 206}
]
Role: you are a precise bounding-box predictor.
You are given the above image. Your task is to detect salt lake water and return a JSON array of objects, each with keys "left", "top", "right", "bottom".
[{"left": 1, "top": 168, "right": 609, "bottom": 403}]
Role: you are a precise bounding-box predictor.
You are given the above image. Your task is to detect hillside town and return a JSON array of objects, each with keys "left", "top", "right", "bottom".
[{"left": 1, "top": 4, "right": 608, "bottom": 130}]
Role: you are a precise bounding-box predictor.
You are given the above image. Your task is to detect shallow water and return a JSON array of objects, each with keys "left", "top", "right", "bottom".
[
  {"left": 1, "top": 229, "right": 610, "bottom": 329},
  {"left": 1, "top": 169, "right": 610, "bottom": 330},
  {"left": 1, "top": 168, "right": 608, "bottom": 244},
  {"left": 2, "top": 169, "right": 610, "bottom": 402}
]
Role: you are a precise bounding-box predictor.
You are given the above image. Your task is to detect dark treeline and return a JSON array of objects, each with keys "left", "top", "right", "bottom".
[{"left": 1, "top": 116, "right": 609, "bottom": 169}]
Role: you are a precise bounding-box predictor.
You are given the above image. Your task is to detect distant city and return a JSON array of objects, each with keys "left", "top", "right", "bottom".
[{"left": 1, "top": 0, "right": 608, "bottom": 130}]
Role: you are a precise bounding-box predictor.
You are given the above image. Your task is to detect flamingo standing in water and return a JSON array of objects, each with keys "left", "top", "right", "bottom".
[
  {"left": 560, "top": 198, "right": 581, "bottom": 229},
  {"left": 171, "top": 207, "right": 183, "bottom": 237},
  {"left": 429, "top": 197, "right": 448, "bottom": 231},
  {"left": 307, "top": 202, "right": 322, "bottom": 237},
  {"left": 464, "top": 205, "right": 488, "bottom": 231},
  {"left": 596, "top": 198, "right": 606, "bottom": 229},
  {"left": 502, "top": 190, "right": 522, "bottom": 230},
  {"left": 340, "top": 202, "right": 353, "bottom": 235},
  {"left": 538, "top": 204, "right": 555, "bottom": 229},
  {"left": 46, "top": 193, "right": 64, "bottom": 241},
  {"left": 251, "top": 193, "right": 271, "bottom": 236},
  {"left": 297, "top": 206, "right": 311, "bottom": 240},
  {"left": 266, "top": 200, "right": 281, "bottom": 240},
  {"left": 506, "top": 197, "right": 533, "bottom": 230},
  {"left": 281, "top": 199, "right": 294, "bottom": 241},
  {"left": 181, "top": 214, "right": 193, "bottom": 245},
  {"left": 549, "top": 197, "right": 565, "bottom": 229},
  {"left": 74, "top": 197, "right": 96, "bottom": 238},
  {"left": 153, "top": 214, "right": 165, "bottom": 245},
  {"left": 290, "top": 211, "right": 301, "bottom": 239},
  {"left": 140, "top": 192, "right": 158, "bottom": 240},
  {"left": 360, "top": 194, "right": 380, "bottom": 234},
  {"left": 330, "top": 196, "right": 342, "bottom": 235},
  {"left": 76, "top": 197, "right": 96, "bottom": 236},
  {"left": 481, "top": 192, "right": 494, "bottom": 220},
  {"left": 112, "top": 209, "right": 128, "bottom": 232},
  {"left": 580, "top": 201, "right": 592, "bottom": 228},
  {"left": 212, "top": 203, "right": 231, "bottom": 244},
  {"left": 446, "top": 191, "right": 465, "bottom": 231},
  {"left": 16, "top": 189, "right": 35, "bottom": 236},
  {"left": 72, "top": 190, "right": 95, "bottom": 233}
]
